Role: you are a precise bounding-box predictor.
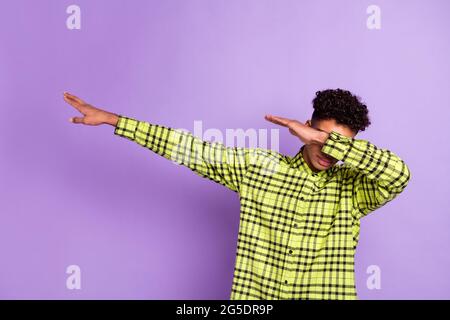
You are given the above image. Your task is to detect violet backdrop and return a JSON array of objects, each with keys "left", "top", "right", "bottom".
[{"left": 0, "top": 0, "right": 449, "bottom": 299}]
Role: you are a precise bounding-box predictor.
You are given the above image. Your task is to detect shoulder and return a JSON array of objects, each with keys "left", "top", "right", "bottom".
[{"left": 241, "top": 148, "right": 290, "bottom": 172}]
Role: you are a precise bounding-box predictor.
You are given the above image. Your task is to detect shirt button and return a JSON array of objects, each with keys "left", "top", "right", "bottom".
[
  {"left": 300, "top": 196, "right": 305, "bottom": 201},
  {"left": 284, "top": 280, "right": 288, "bottom": 285},
  {"left": 288, "top": 249, "right": 293, "bottom": 255},
  {"left": 293, "top": 223, "right": 298, "bottom": 228}
]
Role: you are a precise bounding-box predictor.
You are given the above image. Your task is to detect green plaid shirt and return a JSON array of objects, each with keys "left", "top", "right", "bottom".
[{"left": 114, "top": 115, "right": 411, "bottom": 300}]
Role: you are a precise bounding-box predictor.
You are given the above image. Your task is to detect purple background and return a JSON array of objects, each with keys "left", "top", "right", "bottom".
[{"left": 0, "top": 0, "right": 449, "bottom": 299}]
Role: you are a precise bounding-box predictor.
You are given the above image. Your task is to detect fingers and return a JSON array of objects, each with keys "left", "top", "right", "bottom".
[
  {"left": 264, "top": 114, "right": 291, "bottom": 127},
  {"left": 64, "top": 97, "right": 86, "bottom": 114},
  {"left": 63, "top": 92, "right": 86, "bottom": 113},
  {"left": 63, "top": 94, "right": 78, "bottom": 106},
  {"left": 69, "top": 116, "right": 85, "bottom": 124},
  {"left": 64, "top": 92, "right": 84, "bottom": 104}
]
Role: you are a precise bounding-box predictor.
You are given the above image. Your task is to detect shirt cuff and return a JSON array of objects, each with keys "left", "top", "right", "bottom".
[
  {"left": 114, "top": 115, "right": 139, "bottom": 140},
  {"left": 320, "top": 130, "right": 354, "bottom": 161}
]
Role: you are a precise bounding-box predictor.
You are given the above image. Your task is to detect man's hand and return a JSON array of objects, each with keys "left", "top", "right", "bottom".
[
  {"left": 264, "top": 114, "right": 329, "bottom": 146},
  {"left": 63, "top": 92, "right": 119, "bottom": 126}
]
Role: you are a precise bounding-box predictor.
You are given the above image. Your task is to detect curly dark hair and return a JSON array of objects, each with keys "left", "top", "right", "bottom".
[{"left": 311, "top": 88, "right": 371, "bottom": 133}]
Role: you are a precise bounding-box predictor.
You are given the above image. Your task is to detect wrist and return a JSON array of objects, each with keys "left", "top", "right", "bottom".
[{"left": 105, "top": 112, "right": 119, "bottom": 126}]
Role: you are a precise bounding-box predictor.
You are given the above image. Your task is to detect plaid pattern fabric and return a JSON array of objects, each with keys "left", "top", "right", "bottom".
[{"left": 114, "top": 115, "right": 411, "bottom": 300}]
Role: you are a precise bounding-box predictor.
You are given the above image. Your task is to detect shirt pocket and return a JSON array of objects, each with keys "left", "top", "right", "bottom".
[{"left": 303, "top": 181, "right": 341, "bottom": 238}]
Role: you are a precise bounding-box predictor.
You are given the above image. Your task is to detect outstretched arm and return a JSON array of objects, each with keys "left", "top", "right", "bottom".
[
  {"left": 63, "top": 92, "right": 266, "bottom": 192},
  {"left": 113, "top": 115, "right": 263, "bottom": 192}
]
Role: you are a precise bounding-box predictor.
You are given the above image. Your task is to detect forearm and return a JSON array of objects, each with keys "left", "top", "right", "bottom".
[
  {"left": 113, "top": 115, "right": 176, "bottom": 161},
  {"left": 321, "top": 131, "right": 410, "bottom": 187}
]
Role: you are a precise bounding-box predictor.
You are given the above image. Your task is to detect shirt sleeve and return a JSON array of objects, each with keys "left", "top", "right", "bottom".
[
  {"left": 321, "top": 131, "right": 411, "bottom": 219},
  {"left": 113, "top": 115, "right": 268, "bottom": 193}
]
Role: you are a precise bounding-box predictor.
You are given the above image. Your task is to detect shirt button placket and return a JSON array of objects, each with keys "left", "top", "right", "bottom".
[
  {"left": 281, "top": 195, "right": 305, "bottom": 299},
  {"left": 284, "top": 189, "right": 311, "bottom": 299},
  {"left": 281, "top": 247, "right": 296, "bottom": 299}
]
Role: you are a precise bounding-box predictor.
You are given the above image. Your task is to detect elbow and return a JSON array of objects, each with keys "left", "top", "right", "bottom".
[{"left": 397, "top": 160, "right": 411, "bottom": 192}]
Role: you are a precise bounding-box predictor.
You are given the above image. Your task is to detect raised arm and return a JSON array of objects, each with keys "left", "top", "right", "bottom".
[
  {"left": 320, "top": 130, "right": 411, "bottom": 219},
  {"left": 264, "top": 114, "right": 411, "bottom": 220}
]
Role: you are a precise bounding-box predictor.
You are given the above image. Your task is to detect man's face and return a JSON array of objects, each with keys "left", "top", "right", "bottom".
[{"left": 304, "top": 118, "right": 357, "bottom": 171}]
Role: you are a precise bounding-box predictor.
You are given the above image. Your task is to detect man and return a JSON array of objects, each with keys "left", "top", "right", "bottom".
[{"left": 63, "top": 88, "right": 411, "bottom": 300}]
